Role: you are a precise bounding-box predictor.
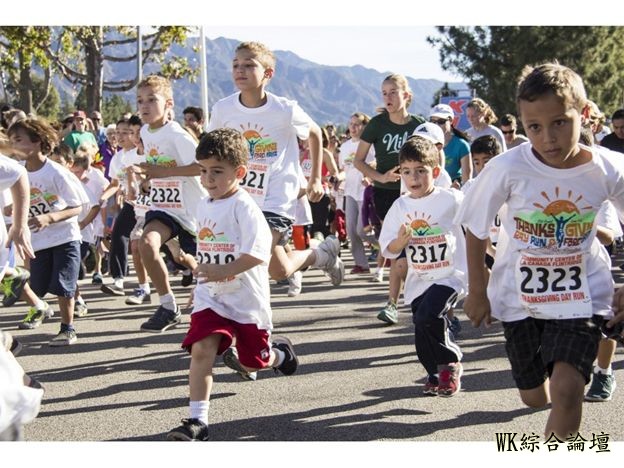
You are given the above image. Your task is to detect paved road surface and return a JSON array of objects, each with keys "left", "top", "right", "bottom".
[{"left": 3, "top": 247, "right": 623, "bottom": 453}]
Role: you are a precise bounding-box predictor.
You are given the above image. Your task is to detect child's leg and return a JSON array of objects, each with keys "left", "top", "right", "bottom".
[
  {"left": 269, "top": 230, "right": 315, "bottom": 280},
  {"left": 138, "top": 219, "right": 173, "bottom": 297},
  {"left": 388, "top": 257, "right": 406, "bottom": 303},
  {"left": 131, "top": 239, "right": 149, "bottom": 286},
  {"left": 545, "top": 361, "right": 585, "bottom": 439},
  {"left": 596, "top": 337, "right": 617, "bottom": 370},
  {"left": 189, "top": 334, "right": 221, "bottom": 403}
]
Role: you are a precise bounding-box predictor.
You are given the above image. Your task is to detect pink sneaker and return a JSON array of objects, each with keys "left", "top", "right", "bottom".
[{"left": 438, "top": 362, "right": 463, "bottom": 397}]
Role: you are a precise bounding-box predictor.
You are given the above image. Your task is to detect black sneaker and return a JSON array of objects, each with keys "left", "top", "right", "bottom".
[
  {"left": 272, "top": 336, "right": 299, "bottom": 375},
  {"left": 140, "top": 306, "right": 181, "bottom": 333},
  {"left": 101, "top": 283, "right": 125, "bottom": 296},
  {"left": 10, "top": 337, "right": 23, "bottom": 356},
  {"left": 181, "top": 272, "right": 193, "bottom": 287},
  {"left": 166, "top": 418, "right": 209, "bottom": 441},
  {"left": 1, "top": 267, "right": 30, "bottom": 307}
]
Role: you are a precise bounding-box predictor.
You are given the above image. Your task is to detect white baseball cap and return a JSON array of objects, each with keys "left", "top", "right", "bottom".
[
  {"left": 412, "top": 122, "right": 445, "bottom": 146},
  {"left": 429, "top": 103, "right": 454, "bottom": 121}
]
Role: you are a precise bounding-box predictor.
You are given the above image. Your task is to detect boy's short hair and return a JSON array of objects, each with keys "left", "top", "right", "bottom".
[
  {"left": 196, "top": 128, "right": 249, "bottom": 168},
  {"left": 470, "top": 135, "right": 502, "bottom": 157},
  {"left": 516, "top": 63, "right": 587, "bottom": 112},
  {"left": 399, "top": 137, "right": 439, "bottom": 168},
  {"left": 72, "top": 154, "right": 90, "bottom": 170},
  {"left": 137, "top": 75, "right": 173, "bottom": 101},
  {"left": 500, "top": 114, "right": 517, "bottom": 127},
  {"left": 183, "top": 106, "right": 204, "bottom": 121},
  {"left": 52, "top": 142, "right": 74, "bottom": 164},
  {"left": 236, "top": 41, "right": 276, "bottom": 70},
  {"left": 116, "top": 117, "right": 130, "bottom": 127},
  {"left": 7, "top": 117, "right": 58, "bottom": 154},
  {"left": 611, "top": 109, "right": 624, "bottom": 121},
  {"left": 128, "top": 114, "right": 142, "bottom": 127}
]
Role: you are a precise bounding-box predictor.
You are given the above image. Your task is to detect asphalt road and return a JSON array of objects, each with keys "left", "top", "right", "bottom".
[{"left": 3, "top": 246, "right": 623, "bottom": 452}]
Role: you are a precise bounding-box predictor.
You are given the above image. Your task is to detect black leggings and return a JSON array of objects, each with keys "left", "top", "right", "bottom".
[
  {"left": 309, "top": 194, "right": 331, "bottom": 238},
  {"left": 109, "top": 202, "right": 136, "bottom": 279}
]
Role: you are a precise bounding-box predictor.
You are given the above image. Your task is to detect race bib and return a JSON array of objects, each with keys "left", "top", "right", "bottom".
[
  {"left": 301, "top": 159, "right": 313, "bottom": 179},
  {"left": 29, "top": 195, "right": 53, "bottom": 218},
  {"left": 406, "top": 233, "right": 455, "bottom": 281},
  {"left": 515, "top": 251, "right": 592, "bottom": 319},
  {"left": 150, "top": 179, "right": 183, "bottom": 211},
  {"left": 133, "top": 193, "right": 151, "bottom": 218},
  {"left": 196, "top": 238, "right": 241, "bottom": 296},
  {"left": 239, "top": 162, "right": 270, "bottom": 208}
]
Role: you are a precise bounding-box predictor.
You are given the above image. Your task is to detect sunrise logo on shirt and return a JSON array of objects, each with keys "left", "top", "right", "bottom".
[
  {"left": 406, "top": 212, "right": 444, "bottom": 236},
  {"left": 512, "top": 187, "right": 596, "bottom": 249},
  {"left": 145, "top": 147, "right": 178, "bottom": 167},
  {"left": 240, "top": 124, "right": 278, "bottom": 160},
  {"left": 30, "top": 187, "right": 58, "bottom": 205},
  {"left": 198, "top": 221, "right": 226, "bottom": 243}
]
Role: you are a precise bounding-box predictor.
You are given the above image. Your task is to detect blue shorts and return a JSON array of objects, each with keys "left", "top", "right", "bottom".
[
  {"left": 30, "top": 240, "right": 81, "bottom": 297},
  {"left": 262, "top": 211, "right": 293, "bottom": 247},
  {"left": 144, "top": 210, "right": 197, "bottom": 255}
]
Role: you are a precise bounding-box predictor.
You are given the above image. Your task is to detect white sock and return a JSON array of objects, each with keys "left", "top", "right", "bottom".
[
  {"left": 139, "top": 283, "right": 151, "bottom": 294},
  {"left": 189, "top": 400, "right": 210, "bottom": 425},
  {"left": 595, "top": 365, "right": 612, "bottom": 375},
  {"left": 159, "top": 293, "right": 176, "bottom": 311},
  {"left": 114, "top": 277, "right": 124, "bottom": 288},
  {"left": 35, "top": 299, "right": 46, "bottom": 310},
  {"left": 272, "top": 348, "right": 285, "bottom": 367},
  {"left": 76, "top": 296, "right": 86, "bottom": 306},
  {"left": 375, "top": 267, "right": 385, "bottom": 276}
]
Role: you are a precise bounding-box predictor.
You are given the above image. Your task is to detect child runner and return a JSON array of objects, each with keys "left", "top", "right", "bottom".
[
  {"left": 136, "top": 75, "right": 206, "bottom": 332},
  {"left": 353, "top": 73, "right": 425, "bottom": 324},
  {"left": 206, "top": 41, "right": 344, "bottom": 290},
  {"left": 379, "top": 136, "right": 466, "bottom": 396},
  {"left": 457, "top": 63, "right": 624, "bottom": 438},
  {"left": 8, "top": 118, "right": 85, "bottom": 346},
  {"left": 166, "top": 128, "right": 298, "bottom": 441}
]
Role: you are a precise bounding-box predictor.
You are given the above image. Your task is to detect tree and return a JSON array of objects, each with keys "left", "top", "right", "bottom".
[
  {"left": 46, "top": 26, "right": 196, "bottom": 115},
  {"left": 428, "top": 27, "right": 624, "bottom": 117},
  {"left": 32, "top": 75, "right": 60, "bottom": 120},
  {"left": 0, "top": 26, "right": 53, "bottom": 113},
  {"left": 102, "top": 94, "right": 132, "bottom": 124}
]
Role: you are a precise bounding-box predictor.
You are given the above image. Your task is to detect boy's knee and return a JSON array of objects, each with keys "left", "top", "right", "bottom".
[
  {"left": 269, "top": 264, "right": 289, "bottom": 281},
  {"left": 519, "top": 388, "right": 549, "bottom": 408}
]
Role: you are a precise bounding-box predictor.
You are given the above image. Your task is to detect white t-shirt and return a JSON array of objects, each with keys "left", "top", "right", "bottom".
[
  {"left": 0, "top": 155, "right": 26, "bottom": 279},
  {"left": 379, "top": 188, "right": 467, "bottom": 304},
  {"left": 340, "top": 138, "right": 375, "bottom": 201},
  {"left": 456, "top": 143, "right": 624, "bottom": 321},
  {"left": 140, "top": 121, "right": 206, "bottom": 234},
  {"left": 108, "top": 148, "right": 145, "bottom": 195},
  {"left": 192, "top": 189, "right": 273, "bottom": 331},
  {"left": 466, "top": 125, "right": 508, "bottom": 152},
  {"left": 26, "top": 159, "right": 84, "bottom": 252},
  {"left": 77, "top": 167, "right": 108, "bottom": 244},
  {"left": 461, "top": 176, "right": 502, "bottom": 243},
  {"left": 207, "top": 91, "right": 315, "bottom": 220}
]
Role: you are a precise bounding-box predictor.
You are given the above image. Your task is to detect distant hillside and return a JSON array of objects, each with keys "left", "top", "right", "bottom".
[{"left": 55, "top": 35, "right": 465, "bottom": 125}]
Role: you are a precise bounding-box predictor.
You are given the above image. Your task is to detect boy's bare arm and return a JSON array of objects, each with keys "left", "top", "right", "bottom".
[
  {"left": 28, "top": 206, "right": 82, "bottom": 232},
  {"left": 387, "top": 223, "right": 411, "bottom": 255},
  {"left": 138, "top": 162, "right": 202, "bottom": 179},
  {"left": 463, "top": 229, "right": 492, "bottom": 327},
  {"left": 305, "top": 124, "right": 323, "bottom": 202},
  {"left": 8, "top": 172, "right": 34, "bottom": 259},
  {"left": 194, "top": 253, "right": 264, "bottom": 283},
  {"left": 79, "top": 205, "right": 101, "bottom": 230}
]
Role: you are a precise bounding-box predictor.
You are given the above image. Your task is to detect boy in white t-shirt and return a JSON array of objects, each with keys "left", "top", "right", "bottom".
[
  {"left": 167, "top": 128, "right": 298, "bottom": 441},
  {"left": 456, "top": 63, "right": 624, "bottom": 439},
  {"left": 207, "top": 41, "right": 344, "bottom": 289},
  {"left": 379, "top": 137, "right": 466, "bottom": 397},
  {"left": 8, "top": 118, "right": 85, "bottom": 346},
  {"left": 134, "top": 75, "right": 207, "bottom": 333}
]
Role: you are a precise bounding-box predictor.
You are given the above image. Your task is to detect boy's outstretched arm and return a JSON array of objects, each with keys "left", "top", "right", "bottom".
[
  {"left": 463, "top": 228, "right": 492, "bottom": 327},
  {"left": 8, "top": 172, "right": 34, "bottom": 259},
  {"left": 305, "top": 124, "right": 324, "bottom": 203},
  {"left": 194, "top": 253, "right": 263, "bottom": 283}
]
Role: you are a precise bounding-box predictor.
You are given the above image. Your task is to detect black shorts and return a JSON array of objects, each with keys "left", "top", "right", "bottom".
[
  {"left": 144, "top": 210, "right": 197, "bottom": 256},
  {"left": 502, "top": 315, "right": 603, "bottom": 390},
  {"left": 372, "top": 186, "right": 400, "bottom": 222},
  {"left": 262, "top": 211, "right": 293, "bottom": 247}
]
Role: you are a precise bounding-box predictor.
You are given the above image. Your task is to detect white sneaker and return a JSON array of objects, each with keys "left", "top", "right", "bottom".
[
  {"left": 74, "top": 302, "right": 88, "bottom": 318},
  {"left": 370, "top": 269, "right": 384, "bottom": 283},
  {"left": 315, "top": 235, "right": 344, "bottom": 286},
  {"left": 287, "top": 271, "right": 303, "bottom": 297}
]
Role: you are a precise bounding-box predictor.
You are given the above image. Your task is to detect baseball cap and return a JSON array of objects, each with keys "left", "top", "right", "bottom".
[
  {"left": 429, "top": 104, "right": 454, "bottom": 121},
  {"left": 412, "top": 122, "right": 445, "bottom": 146},
  {"left": 73, "top": 110, "right": 87, "bottom": 119}
]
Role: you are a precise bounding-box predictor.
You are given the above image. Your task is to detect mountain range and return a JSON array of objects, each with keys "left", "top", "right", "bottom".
[{"left": 65, "top": 35, "right": 466, "bottom": 126}]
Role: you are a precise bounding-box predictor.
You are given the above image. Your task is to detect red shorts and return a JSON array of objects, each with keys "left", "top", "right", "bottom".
[{"left": 181, "top": 308, "right": 272, "bottom": 369}]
